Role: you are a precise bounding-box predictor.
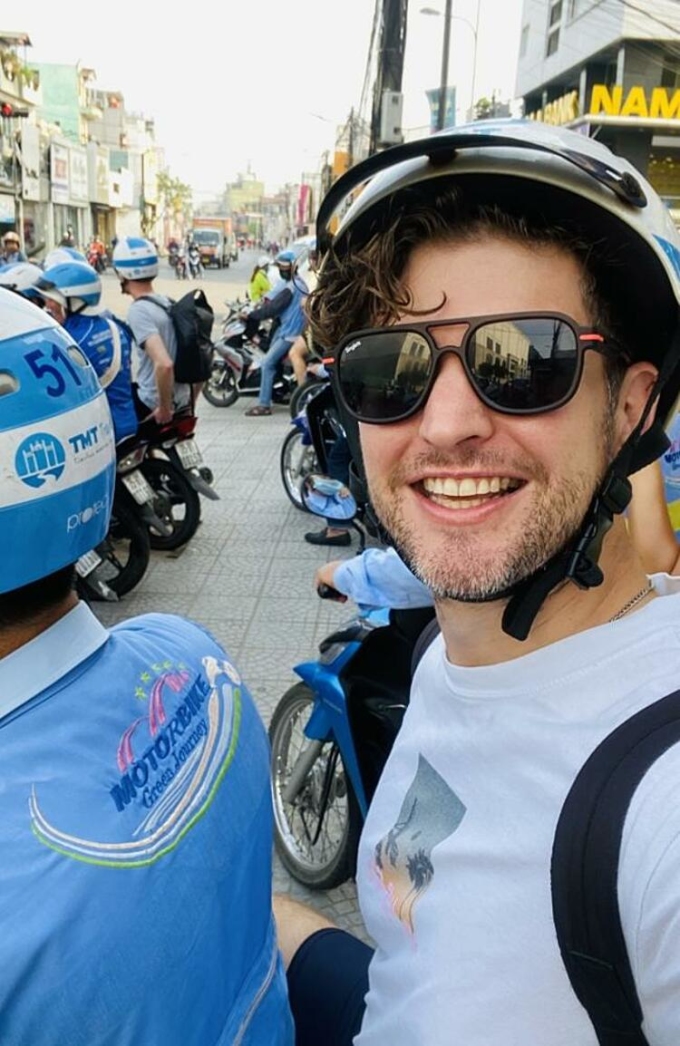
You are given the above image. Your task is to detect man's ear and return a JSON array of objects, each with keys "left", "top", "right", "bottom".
[{"left": 617, "top": 361, "right": 659, "bottom": 440}]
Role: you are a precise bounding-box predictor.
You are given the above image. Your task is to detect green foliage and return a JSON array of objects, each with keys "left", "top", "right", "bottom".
[{"left": 158, "top": 170, "right": 192, "bottom": 219}]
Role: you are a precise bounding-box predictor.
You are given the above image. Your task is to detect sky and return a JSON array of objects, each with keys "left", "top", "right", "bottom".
[{"left": 9, "top": 0, "right": 525, "bottom": 197}]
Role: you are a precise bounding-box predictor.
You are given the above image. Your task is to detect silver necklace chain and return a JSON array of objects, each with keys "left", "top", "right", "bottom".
[{"left": 609, "top": 582, "right": 654, "bottom": 623}]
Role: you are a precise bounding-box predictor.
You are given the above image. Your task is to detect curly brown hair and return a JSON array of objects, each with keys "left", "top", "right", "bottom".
[{"left": 308, "top": 179, "right": 634, "bottom": 398}]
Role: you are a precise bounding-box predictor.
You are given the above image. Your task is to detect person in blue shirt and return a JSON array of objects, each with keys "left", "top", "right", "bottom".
[
  {"left": 0, "top": 288, "right": 293, "bottom": 1045},
  {"left": 34, "top": 260, "right": 138, "bottom": 444},
  {"left": 245, "top": 249, "right": 309, "bottom": 416}
]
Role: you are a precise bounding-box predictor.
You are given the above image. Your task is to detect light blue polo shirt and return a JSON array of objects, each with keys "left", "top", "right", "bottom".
[{"left": 0, "top": 603, "right": 293, "bottom": 1045}]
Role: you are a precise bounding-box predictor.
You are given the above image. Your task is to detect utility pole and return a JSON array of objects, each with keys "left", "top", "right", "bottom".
[
  {"left": 437, "top": 0, "right": 453, "bottom": 132},
  {"left": 369, "top": 0, "right": 409, "bottom": 154}
]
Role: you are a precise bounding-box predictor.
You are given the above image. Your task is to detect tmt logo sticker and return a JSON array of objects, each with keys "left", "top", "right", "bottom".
[
  {"left": 15, "top": 432, "right": 66, "bottom": 489},
  {"left": 68, "top": 426, "right": 99, "bottom": 454}
]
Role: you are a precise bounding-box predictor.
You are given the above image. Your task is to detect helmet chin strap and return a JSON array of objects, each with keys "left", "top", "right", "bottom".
[{"left": 501, "top": 400, "right": 671, "bottom": 643}]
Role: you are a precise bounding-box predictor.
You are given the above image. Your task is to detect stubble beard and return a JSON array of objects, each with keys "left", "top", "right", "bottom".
[{"left": 368, "top": 418, "right": 617, "bottom": 604}]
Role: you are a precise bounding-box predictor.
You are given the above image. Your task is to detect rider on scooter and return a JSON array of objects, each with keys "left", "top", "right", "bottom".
[{"left": 244, "top": 249, "right": 309, "bottom": 417}]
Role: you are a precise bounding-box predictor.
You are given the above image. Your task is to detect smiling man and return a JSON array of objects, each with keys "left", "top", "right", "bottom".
[{"left": 275, "top": 123, "right": 680, "bottom": 1046}]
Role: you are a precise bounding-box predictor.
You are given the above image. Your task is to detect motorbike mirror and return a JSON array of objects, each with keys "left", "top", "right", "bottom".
[{"left": 301, "top": 474, "right": 357, "bottom": 521}]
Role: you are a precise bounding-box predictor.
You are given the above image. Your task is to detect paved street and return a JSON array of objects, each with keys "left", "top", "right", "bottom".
[{"left": 95, "top": 250, "right": 369, "bottom": 941}]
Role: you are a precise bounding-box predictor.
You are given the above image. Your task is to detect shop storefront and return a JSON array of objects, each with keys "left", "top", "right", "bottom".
[{"left": 525, "top": 83, "right": 680, "bottom": 222}]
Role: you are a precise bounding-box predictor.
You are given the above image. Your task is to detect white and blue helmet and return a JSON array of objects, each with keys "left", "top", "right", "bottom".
[
  {"left": 0, "top": 288, "right": 116, "bottom": 593},
  {"left": 0, "top": 262, "right": 45, "bottom": 300},
  {"left": 43, "top": 246, "right": 87, "bottom": 268},
  {"left": 36, "top": 261, "right": 102, "bottom": 313},
  {"left": 112, "top": 236, "right": 159, "bottom": 281}
]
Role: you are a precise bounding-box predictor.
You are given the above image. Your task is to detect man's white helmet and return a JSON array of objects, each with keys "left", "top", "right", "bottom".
[
  {"left": 112, "top": 236, "right": 159, "bottom": 281},
  {"left": 44, "top": 247, "right": 87, "bottom": 268}
]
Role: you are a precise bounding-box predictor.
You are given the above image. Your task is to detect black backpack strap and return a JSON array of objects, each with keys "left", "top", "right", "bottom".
[{"left": 551, "top": 687, "right": 680, "bottom": 1045}]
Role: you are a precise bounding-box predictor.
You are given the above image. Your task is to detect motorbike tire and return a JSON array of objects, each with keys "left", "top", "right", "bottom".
[
  {"left": 269, "top": 682, "right": 361, "bottom": 890},
  {"left": 100, "top": 495, "right": 151, "bottom": 597},
  {"left": 202, "top": 357, "right": 239, "bottom": 408},
  {"left": 141, "top": 457, "right": 202, "bottom": 550},
  {"left": 288, "top": 378, "right": 326, "bottom": 419},
  {"left": 280, "top": 428, "right": 318, "bottom": 512}
]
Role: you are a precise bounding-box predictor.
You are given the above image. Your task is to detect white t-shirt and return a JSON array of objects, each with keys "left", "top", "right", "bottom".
[{"left": 356, "top": 576, "right": 680, "bottom": 1046}]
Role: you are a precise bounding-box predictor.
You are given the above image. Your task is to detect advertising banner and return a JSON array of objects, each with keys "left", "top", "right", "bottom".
[
  {"left": 21, "top": 124, "right": 41, "bottom": 202},
  {"left": 50, "top": 142, "right": 69, "bottom": 204},
  {"left": 69, "top": 146, "right": 89, "bottom": 204}
]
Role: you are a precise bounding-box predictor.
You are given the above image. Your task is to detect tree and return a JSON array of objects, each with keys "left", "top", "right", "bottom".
[
  {"left": 474, "top": 96, "right": 496, "bottom": 121},
  {"left": 157, "top": 170, "right": 193, "bottom": 223}
]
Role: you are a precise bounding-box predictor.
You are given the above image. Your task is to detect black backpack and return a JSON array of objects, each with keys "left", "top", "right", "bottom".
[
  {"left": 551, "top": 689, "right": 680, "bottom": 1045},
  {"left": 140, "top": 290, "right": 214, "bottom": 385},
  {"left": 411, "top": 622, "right": 677, "bottom": 1043}
]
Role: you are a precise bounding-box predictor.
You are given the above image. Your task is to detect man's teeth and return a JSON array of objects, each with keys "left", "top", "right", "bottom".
[{"left": 422, "top": 476, "right": 519, "bottom": 498}]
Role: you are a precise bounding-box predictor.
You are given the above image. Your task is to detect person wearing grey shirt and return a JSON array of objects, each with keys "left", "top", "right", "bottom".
[{"left": 112, "top": 236, "right": 190, "bottom": 425}]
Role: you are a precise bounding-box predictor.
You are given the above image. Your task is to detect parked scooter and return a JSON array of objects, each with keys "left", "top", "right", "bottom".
[
  {"left": 280, "top": 382, "right": 342, "bottom": 511},
  {"left": 269, "top": 476, "right": 435, "bottom": 889},
  {"left": 74, "top": 436, "right": 175, "bottom": 601},
  {"left": 202, "top": 302, "right": 292, "bottom": 408},
  {"left": 141, "top": 409, "right": 219, "bottom": 550}
]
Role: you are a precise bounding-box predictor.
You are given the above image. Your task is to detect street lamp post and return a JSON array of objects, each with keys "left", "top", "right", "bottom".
[
  {"left": 421, "top": 2, "right": 480, "bottom": 125},
  {"left": 438, "top": 0, "right": 453, "bottom": 132}
]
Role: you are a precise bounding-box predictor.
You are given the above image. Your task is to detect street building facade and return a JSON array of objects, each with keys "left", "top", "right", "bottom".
[
  {"left": 0, "top": 32, "right": 164, "bottom": 258},
  {"left": 517, "top": 0, "right": 680, "bottom": 219}
]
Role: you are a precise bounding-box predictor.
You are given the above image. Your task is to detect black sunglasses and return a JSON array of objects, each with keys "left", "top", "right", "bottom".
[{"left": 325, "top": 312, "right": 616, "bottom": 424}]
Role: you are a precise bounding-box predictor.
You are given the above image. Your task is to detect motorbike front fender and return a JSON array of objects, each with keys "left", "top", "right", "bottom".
[{"left": 294, "top": 657, "right": 368, "bottom": 813}]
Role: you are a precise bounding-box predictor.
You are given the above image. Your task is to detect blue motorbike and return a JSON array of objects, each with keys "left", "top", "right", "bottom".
[{"left": 268, "top": 477, "right": 434, "bottom": 889}]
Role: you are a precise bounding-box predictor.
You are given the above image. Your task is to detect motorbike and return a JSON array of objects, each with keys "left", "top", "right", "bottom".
[
  {"left": 174, "top": 250, "right": 188, "bottom": 280},
  {"left": 269, "top": 476, "right": 435, "bottom": 889},
  {"left": 202, "top": 302, "right": 296, "bottom": 408},
  {"left": 188, "top": 244, "right": 203, "bottom": 280},
  {"left": 141, "top": 410, "right": 219, "bottom": 550},
  {"left": 74, "top": 435, "right": 183, "bottom": 601},
  {"left": 87, "top": 244, "right": 107, "bottom": 273},
  {"left": 280, "top": 382, "right": 342, "bottom": 511}
]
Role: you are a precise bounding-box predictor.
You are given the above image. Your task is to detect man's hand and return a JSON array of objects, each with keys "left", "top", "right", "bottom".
[
  {"left": 152, "top": 403, "right": 174, "bottom": 425},
  {"left": 314, "top": 560, "right": 344, "bottom": 593}
]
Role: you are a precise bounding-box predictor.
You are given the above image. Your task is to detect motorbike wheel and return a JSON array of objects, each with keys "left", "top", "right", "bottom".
[
  {"left": 269, "top": 682, "right": 361, "bottom": 890},
  {"left": 280, "top": 429, "right": 318, "bottom": 512},
  {"left": 141, "top": 457, "right": 202, "bottom": 550},
  {"left": 288, "top": 378, "right": 326, "bottom": 419},
  {"left": 202, "top": 359, "right": 239, "bottom": 408},
  {"left": 99, "top": 495, "right": 151, "bottom": 596}
]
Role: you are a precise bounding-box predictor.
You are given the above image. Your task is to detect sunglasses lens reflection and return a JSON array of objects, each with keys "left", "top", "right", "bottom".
[{"left": 338, "top": 319, "right": 580, "bottom": 421}]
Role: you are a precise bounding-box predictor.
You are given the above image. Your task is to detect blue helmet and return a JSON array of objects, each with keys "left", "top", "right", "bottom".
[
  {"left": 275, "top": 249, "right": 297, "bottom": 268},
  {"left": 112, "top": 236, "right": 159, "bottom": 281},
  {"left": 44, "top": 246, "right": 87, "bottom": 268},
  {"left": 36, "top": 261, "right": 102, "bottom": 313},
  {"left": 0, "top": 288, "right": 116, "bottom": 594}
]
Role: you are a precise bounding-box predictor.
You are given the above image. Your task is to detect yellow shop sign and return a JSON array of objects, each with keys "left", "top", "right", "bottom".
[
  {"left": 527, "top": 90, "right": 579, "bottom": 125},
  {"left": 589, "top": 84, "right": 680, "bottom": 119}
]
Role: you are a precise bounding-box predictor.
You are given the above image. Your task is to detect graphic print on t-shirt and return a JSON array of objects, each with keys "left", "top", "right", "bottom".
[
  {"left": 29, "top": 654, "right": 242, "bottom": 866},
  {"left": 373, "top": 753, "right": 466, "bottom": 933}
]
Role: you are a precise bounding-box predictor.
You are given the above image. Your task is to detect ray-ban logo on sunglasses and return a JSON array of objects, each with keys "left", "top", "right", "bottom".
[{"left": 344, "top": 340, "right": 362, "bottom": 355}]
